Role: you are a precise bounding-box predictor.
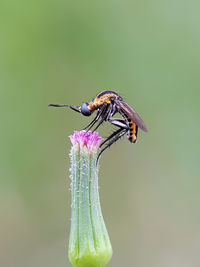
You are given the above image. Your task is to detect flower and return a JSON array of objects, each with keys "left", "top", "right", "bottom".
[{"left": 69, "top": 130, "right": 103, "bottom": 154}]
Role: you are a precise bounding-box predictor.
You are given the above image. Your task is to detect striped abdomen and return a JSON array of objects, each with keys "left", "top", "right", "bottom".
[{"left": 127, "top": 119, "right": 138, "bottom": 143}]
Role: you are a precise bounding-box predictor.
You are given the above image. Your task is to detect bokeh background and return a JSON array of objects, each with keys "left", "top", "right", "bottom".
[{"left": 1, "top": 0, "right": 200, "bottom": 266}]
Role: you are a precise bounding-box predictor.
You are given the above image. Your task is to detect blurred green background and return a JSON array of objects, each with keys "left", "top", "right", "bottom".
[{"left": 1, "top": 0, "right": 200, "bottom": 266}]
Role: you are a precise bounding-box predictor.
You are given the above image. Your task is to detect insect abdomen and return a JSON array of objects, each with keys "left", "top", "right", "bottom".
[{"left": 128, "top": 120, "right": 138, "bottom": 143}]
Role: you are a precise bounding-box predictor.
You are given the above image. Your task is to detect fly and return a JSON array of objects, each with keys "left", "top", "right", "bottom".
[{"left": 49, "top": 90, "right": 147, "bottom": 161}]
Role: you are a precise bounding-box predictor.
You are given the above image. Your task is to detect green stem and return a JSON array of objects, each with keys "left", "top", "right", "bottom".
[{"left": 68, "top": 146, "right": 112, "bottom": 267}]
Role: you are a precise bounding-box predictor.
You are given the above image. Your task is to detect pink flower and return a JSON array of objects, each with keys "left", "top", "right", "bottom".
[{"left": 69, "top": 130, "right": 103, "bottom": 153}]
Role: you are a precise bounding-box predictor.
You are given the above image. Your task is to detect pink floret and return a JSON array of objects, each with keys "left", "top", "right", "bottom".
[{"left": 69, "top": 130, "right": 103, "bottom": 153}]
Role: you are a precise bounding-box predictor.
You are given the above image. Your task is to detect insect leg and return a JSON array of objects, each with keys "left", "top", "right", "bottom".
[
  {"left": 97, "top": 129, "right": 127, "bottom": 164},
  {"left": 109, "top": 103, "right": 117, "bottom": 117},
  {"left": 100, "top": 128, "right": 123, "bottom": 148},
  {"left": 91, "top": 117, "right": 106, "bottom": 132},
  {"left": 87, "top": 103, "right": 112, "bottom": 132},
  {"left": 104, "top": 103, "right": 115, "bottom": 121},
  {"left": 85, "top": 103, "right": 108, "bottom": 132},
  {"left": 108, "top": 118, "right": 128, "bottom": 129},
  {"left": 87, "top": 102, "right": 115, "bottom": 133},
  {"left": 99, "top": 118, "right": 127, "bottom": 147},
  {"left": 91, "top": 104, "right": 122, "bottom": 133},
  {"left": 83, "top": 111, "right": 101, "bottom": 130}
]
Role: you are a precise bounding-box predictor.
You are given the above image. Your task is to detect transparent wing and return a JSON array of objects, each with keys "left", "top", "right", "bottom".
[{"left": 115, "top": 99, "right": 148, "bottom": 132}]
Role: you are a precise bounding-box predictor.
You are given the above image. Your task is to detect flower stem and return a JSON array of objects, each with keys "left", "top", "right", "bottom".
[{"left": 68, "top": 131, "right": 112, "bottom": 267}]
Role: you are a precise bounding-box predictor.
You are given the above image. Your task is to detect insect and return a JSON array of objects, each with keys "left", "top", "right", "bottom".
[{"left": 49, "top": 90, "right": 147, "bottom": 160}]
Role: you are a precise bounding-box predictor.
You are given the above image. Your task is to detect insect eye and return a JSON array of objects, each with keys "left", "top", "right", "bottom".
[{"left": 81, "top": 102, "right": 91, "bottom": 116}]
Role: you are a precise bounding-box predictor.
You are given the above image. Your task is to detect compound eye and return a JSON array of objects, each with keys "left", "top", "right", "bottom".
[{"left": 81, "top": 102, "right": 91, "bottom": 116}]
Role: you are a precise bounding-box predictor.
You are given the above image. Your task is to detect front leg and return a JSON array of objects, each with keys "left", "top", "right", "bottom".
[
  {"left": 85, "top": 103, "right": 108, "bottom": 132},
  {"left": 89, "top": 103, "right": 112, "bottom": 132},
  {"left": 84, "top": 110, "right": 101, "bottom": 130}
]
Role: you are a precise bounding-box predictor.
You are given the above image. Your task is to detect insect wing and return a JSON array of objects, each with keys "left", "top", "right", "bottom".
[{"left": 115, "top": 100, "right": 147, "bottom": 132}]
